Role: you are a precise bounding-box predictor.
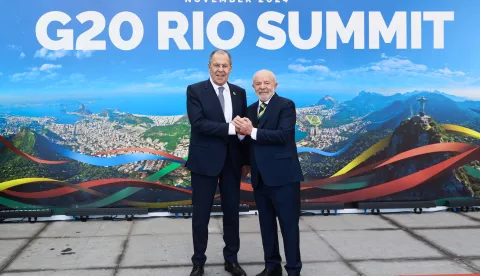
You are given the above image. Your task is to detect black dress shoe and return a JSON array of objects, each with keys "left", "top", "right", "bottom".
[
  {"left": 190, "top": 264, "right": 204, "bottom": 276},
  {"left": 225, "top": 261, "right": 247, "bottom": 276},
  {"left": 256, "top": 266, "right": 282, "bottom": 276}
]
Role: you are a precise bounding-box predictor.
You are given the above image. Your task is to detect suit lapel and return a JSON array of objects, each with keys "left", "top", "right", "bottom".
[
  {"left": 204, "top": 79, "right": 226, "bottom": 122},
  {"left": 249, "top": 102, "right": 259, "bottom": 128},
  {"left": 228, "top": 82, "right": 238, "bottom": 120},
  {"left": 259, "top": 93, "right": 278, "bottom": 128}
]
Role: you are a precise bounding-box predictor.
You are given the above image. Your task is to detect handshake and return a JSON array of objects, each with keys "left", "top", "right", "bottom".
[{"left": 232, "top": 116, "right": 253, "bottom": 136}]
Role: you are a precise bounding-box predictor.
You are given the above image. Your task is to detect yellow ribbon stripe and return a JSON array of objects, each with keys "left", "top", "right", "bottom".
[
  {"left": 442, "top": 124, "right": 480, "bottom": 140},
  {"left": 331, "top": 136, "right": 392, "bottom": 177},
  {"left": 330, "top": 124, "right": 480, "bottom": 178},
  {"left": 0, "top": 178, "right": 65, "bottom": 192}
]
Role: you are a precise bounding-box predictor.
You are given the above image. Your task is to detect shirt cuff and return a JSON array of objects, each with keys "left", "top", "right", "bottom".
[
  {"left": 228, "top": 123, "right": 236, "bottom": 135},
  {"left": 251, "top": 128, "right": 257, "bottom": 140}
]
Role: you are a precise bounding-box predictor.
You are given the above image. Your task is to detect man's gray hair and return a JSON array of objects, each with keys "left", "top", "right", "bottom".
[
  {"left": 253, "top": 69, "right": 277, "bottom": 83},
  {"left": 209, "top": 49, "right": 232, "bottom": 65}
]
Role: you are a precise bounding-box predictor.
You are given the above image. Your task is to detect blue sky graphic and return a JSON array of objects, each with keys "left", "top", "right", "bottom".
[{"left": 1, "top": 0, "right": 480, "bottom": 110}]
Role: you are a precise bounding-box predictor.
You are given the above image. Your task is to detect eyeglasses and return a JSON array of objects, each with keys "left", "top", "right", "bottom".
[{"left": 211, "top": 63, "right": 231, "bottom": 70}]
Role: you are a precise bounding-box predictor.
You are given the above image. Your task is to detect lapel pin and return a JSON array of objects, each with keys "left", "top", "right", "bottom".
[{"left": 233, "top": 92, "right": 236, "bottom": 96}]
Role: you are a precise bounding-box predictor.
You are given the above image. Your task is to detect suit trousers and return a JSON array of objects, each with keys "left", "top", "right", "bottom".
[
  {"left": 254, "top": 174, "right": 302, "bottom": 275},
  {"left": 191, "top": 147, "right": 240, "bottom": 265}
]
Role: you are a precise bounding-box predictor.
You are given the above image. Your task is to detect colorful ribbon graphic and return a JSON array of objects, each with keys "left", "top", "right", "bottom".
[
  {"left": 50, "top": 143, "right": 184, "bottom": 166},
  {"left": 305, "top": 146, "right": 480, "bottom": 203},
  {"left": 0, "top": 178, "right": 193, "bottom": 209},
  {"left": 0, "top": 134, "right": 186, "bottom": 166},
  {"left": 1, "top": 122, "right": 479, "bottom": 209},
  {"left": 442, "top": 124, "right": 480, "bottom": 140},
  {"left": 0, "top": 135, "right": 70, "bottom": 164}
]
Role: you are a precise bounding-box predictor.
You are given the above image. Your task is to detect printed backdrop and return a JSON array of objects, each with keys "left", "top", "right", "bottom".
[{"left": 1, "top": 0, "right": 480, "bottom": 214}]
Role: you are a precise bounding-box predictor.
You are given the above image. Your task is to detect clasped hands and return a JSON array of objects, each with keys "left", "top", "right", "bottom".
[{"left": 232, "top": 116, "right": 253, "bottom": 136}]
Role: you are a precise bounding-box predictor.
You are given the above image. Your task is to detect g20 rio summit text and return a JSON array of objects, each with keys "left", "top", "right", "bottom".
[{"left": 35, "top": 11, "right": 454, "bottom": 51}]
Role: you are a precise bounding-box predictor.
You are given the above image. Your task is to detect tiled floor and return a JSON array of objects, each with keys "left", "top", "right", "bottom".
[{"left": 1, "top": 210, "right": 480, "bottom": 275}]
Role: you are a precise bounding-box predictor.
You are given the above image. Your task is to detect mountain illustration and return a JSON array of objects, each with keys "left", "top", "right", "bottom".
[
  {"left": 332, "top": 91, "right": 407, "bottom": 122},
  {"left": 0, "top": 129, "right": 130, "bottom": 184},
  {"left": 400, "top": 90, "right": 472, "bottom": 102},
  {"left": 364, "top": 115, "right": 479, "bottom": 200},
  {"left": 99, "top": 109, "right": 154, "bottom": 125},
  {"left": 330, "top": 90, "right": 478, "bottom": 126},
  {"left": 74, "top": 104, "right": 92, "bottom": 115},
  {"left": 364, "top": 92, "right": 475, "bottom": 129},
  {"left": 316, "top": 95, "right": 337, "bottom": 108},
  {"left": 300, "top": 90, "right": 480, "bottom": 188},
  {"left": 459, "top": 100, "right": 480, "bottom": 112}
]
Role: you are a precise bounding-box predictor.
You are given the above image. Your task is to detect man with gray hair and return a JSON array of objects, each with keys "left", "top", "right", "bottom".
[
  {"left": 186, "top": 49, "right": 248, "bottom": 276},
  {"left": 233, "top": 69, "right": 303, "bottom": 276}
]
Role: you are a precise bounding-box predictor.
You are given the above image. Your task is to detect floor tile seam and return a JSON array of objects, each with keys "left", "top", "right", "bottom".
[
  {"left": 456, "top": 212, "right": 480, "bottom": 223},
  {"left": 379, "top": 214, "right": 480, "bottom": 273},
  {"left": 112, "top": 221, "right": 135, "bottom": 276},
  {"left": 300, "top": 216, "right": 364, "bottom": 276},
  {"left": 0, "top": 223, "right": 50, "bottom": 273}
]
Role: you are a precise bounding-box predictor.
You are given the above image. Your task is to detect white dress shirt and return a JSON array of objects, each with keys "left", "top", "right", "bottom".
[
  {"left": 251, "top": 93, "right": 274, "bottom": 140},
  {"left": 209, "top": 78, "right": 244, "bottom": 140}
]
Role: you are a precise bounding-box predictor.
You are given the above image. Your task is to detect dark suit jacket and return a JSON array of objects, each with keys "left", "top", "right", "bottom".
[
  {"left": 245, "top": 93, "right": 304, "bottom": 187},
  {"left": 185, "top": 79, "right": 247, "bottom": 177}
]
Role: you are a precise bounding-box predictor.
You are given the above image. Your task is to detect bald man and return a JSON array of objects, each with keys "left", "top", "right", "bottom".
[{"left": 233, "top": 70, "right": 303, "bottom": 276}]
